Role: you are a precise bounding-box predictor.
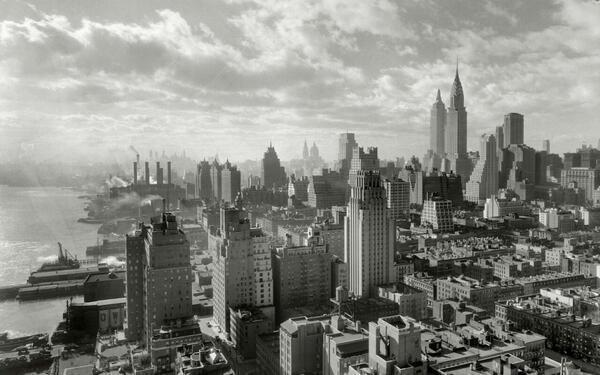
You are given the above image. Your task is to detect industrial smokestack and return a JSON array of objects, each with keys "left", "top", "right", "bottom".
[
  {"left": 145, "top": 162, "right": 150, "bottom": 185},
  {"left": 167, "top": 161, "right": 172, "bottom": 185},
  {"left": 136, "top": 154, "right": 140, "bottom": 170},
  {"left": 133, "top": 162, "right": 138, "bottom": 185},
  {"left": 156, "top": 162, "right": 163, "bottom": 185}
]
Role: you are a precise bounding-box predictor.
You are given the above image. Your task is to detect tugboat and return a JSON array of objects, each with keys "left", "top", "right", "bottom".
[{"left": 37, "top": 243, "right": 80, "bottom": 272}]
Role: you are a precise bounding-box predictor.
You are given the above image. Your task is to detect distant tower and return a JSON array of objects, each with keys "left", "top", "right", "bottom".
[
  {"left": 466, "top": 134, "right": 498, "bottom": 205},
  {"left": 430, "top": 89, "right": 446, "bottom": 156},
  {"left": 543, "top": 139, "right": 550, "bottom": 153},
  {"left": 344, "top": 171, "right": 395, "bottom": 298},
  {"left": 445, "top": 62, "right": 472, "bottom": 186},
  {"left": 310, "top": 142, "right": 319, "bottom": 159},
  {"left": 503, "top": 113, "right": 524, "bottom": 147},
  {"left": 338, "top": 133, "right": 358, "bottom": 179},
  {"left": 221, "top": 160, "right": 241, "bottom": 204},
  {"left": 495, "top": 126, "right": 504, "bottom": 154},
  {"left": 348, "top": 146, "right": 379, "bottom": 187},
  {"left": 261, "top": 143, "right": 286, "bottom": 189},
  {"left": 302, "top": 141, "right": 309, "bottom": 160}
]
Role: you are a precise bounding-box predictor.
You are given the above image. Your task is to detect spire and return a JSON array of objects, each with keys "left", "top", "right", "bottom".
[
  {"left": 449, "top": 59, "right": 464, "bottom": 109},
  {"left": 436, "top": 89, "right": 441, "bottom": 102},
  {"left": 456, "top": 56, "right": 459, "bottom": 77}
]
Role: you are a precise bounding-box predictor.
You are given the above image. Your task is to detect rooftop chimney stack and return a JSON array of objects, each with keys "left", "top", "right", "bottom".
[
  {"left": 156, "top": 162, "right": 163, "bottom": 185},
  {"left": 167, "top": 161, "right": 172, "bottom": 185},
  {"left": 145, "top": 162, "right": 150, "bottom": 184},
  {"left": 133, "top": 162, "right": 138, "bottom": 185}
]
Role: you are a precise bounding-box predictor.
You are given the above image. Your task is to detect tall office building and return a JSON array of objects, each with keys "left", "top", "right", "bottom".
[
  {"left": 465, "top": 134, "right": 498, "bottom": 205},
  {"left": 444, "top": 64, "right": 472, "bottom": 186},
  {"left": 344, "top": 170, "right": 395, "bottom": 298},
  {"left": 384, "top": 178, "right": 410, "bottom": 220},
  {"left": 421, "top": 197, "right": 453, "bottom": 232},
  {"left": 261, "top": 143, "right": 287, "bottom": 189},
  {"left": 210, "top": 160, "right": 222, "bottom": 201},
  {"left": 503, "top": 113, "right": 524, "bottom": 147},
  {"left": 499, "top": 144, "right": 536, "bottom": 188},
  {"left": 430, "top": 89, "right": 446, "bottom": 156},
  {"left": 125, "top": 213, "right": 201, "bottom": 372},
  {"left": 196, "top": 160, "right": 212, "bottom": 201},
  {"left": 273, "top": 239, "right": 332, "bottom": 323},
  {"left": 302, "top": 140, "right": 309, "bottom": 160},
  {"left": 543, "top": 139, "right": 550, "bottom": 153},
  {"left": 561, "top": 168, "right": 600, "bottom": 203},
  {"left": 221, "top": 160, "right": 241, "bottom": 204},
  {"left": 348, "top": 146, "right": 379, "bottom": 187},
  {"left": 495, "top": 126, "right": 504, "bottom": 155},
  {"left": 338, "top": 133, "right": 358, "bottom": 178},
  {"left": 209, "top": 207, "right": 274, "bottom": 333}
]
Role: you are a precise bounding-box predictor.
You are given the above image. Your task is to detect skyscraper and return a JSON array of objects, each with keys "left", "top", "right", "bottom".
[
  {"left": 302, "top": 140, "right": 309, "bottom": 160},
  {"left": 430, "top": 89, "right": 446, "bottom": 156},
  {"left": 210, "top": 159, "right": 222, "bottom": 201},
  {"left": 209, "top": 207, "right": 274, "bottom": 333},
  {"left": 338, "top": 133, "right": 358, "bottom": 178},
  {"left": 221, "top": 160, "right": 241, "bottom": 204},
  {"left": 503, "top": 113, "right": 524, "bottom": 147},
  {"left": 384, "top": 178, "right": 410, "bottom": 220},
  {"left": 261, "top": 143, "right": 287, "bottom": 189},
  {"left": 444, "top": 64, "right": 472, "bottom": 186},
  {"left": 543, "top": 139, "right": 550, "bottom": 153},
  {"left": 465, "top": 134, "right": 498, "bottom": 205},
  {"left": 348, "top": 146, "right": 379, "bottom": 187},
  {"left": 196, "top": 159, "right": 212, "bottom": 201},
  {"left": 125, "top": 213, "right": 201, "bottom": 371},
  {"left": 495, "top": 126, "right": 504, "bottom": 154},
  {"left": 445, "top": 66, "right": 467, "bottom": 156},
  {"left": 344, "top": 170, "right": 395, "bottom": 298}
]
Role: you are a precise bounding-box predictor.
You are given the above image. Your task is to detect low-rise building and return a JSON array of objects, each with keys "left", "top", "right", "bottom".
[
  {"left": 378, "top": 283, "right": 427, "bottom": 320},
  {"left": 496, "top": 292, "right": 600, "bottom": 363}
]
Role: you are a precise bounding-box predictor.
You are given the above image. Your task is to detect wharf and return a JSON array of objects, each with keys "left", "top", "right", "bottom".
[
  {"left": 17, "top": 280, "right": 85, "bottom": 301},
  {"left": 0, "top": 284, "right": 27, "bottom": 301}
]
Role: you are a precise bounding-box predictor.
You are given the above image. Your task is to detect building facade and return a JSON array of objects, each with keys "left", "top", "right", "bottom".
[{"left": 345, "top": 171, "right": 396, "bottom": 298}]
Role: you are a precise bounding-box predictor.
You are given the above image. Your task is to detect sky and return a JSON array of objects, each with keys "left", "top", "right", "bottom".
[{"left": 0, "top": 0, "right": 599, "bottom": 164}]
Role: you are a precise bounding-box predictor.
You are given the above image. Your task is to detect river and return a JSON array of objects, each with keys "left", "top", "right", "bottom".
[{"left": 0, "top": 185, "right": 100, "bottom": 336}]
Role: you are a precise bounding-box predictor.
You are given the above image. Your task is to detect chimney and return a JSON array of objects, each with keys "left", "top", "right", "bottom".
[
  {"left": 156, "top": 162, "right": 163, "bottom": 185},
  {"left": 167, "top": 161, "right": 172, "bottom": 185},
  {"left": 133, "top": 162, "right": 138, "bottom": 185},
  {"left": 145, "top": 162, "right": 150, "bottom": 184}
]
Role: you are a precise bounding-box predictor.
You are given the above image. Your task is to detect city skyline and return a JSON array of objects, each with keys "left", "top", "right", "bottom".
[{"left": 1, "top": 0, "right": 600, "bottom": 163}]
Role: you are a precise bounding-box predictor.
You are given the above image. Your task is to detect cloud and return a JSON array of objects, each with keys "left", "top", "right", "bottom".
[{"left": 0, "top": 0, "right": 599, "bottom": 163}]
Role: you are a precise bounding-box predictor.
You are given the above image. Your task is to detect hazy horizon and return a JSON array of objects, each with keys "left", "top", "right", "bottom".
[{"left": 1, "top": 0, "right": 599, "bottom": 164}]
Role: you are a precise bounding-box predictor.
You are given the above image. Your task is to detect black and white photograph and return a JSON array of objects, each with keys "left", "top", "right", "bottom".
[{"left": 1, "top": 0, "right": 600, "bottom": 374}]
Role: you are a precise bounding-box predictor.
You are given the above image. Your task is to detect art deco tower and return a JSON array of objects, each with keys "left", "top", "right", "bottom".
[
  {"left": 430, "top": 89, "right": 446, "bottom": 156},
  {"left": 344, "top": 170, "right": 395, "bottom": 298},
  {"left": 445, "top": 65, "right": 467, "bottom": 156},
  {"left": 444, "top": 64, "right": 472, "bottom": 186}
]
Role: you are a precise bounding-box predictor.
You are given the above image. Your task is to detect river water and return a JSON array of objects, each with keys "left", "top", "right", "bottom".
[{"left": 0, "top": 186, "right": 100, "bottom": 336}]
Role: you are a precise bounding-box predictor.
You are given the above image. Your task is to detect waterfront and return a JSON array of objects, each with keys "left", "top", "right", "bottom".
[{"left": 0, "top": 185, "right": 99, "bottom": 335}]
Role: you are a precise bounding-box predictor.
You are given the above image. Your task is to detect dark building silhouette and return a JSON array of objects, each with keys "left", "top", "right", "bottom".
[
  {"left": 337, "top": 133, "right": 358, "bottom": 179},
  {"left": 210, "top": 160, "right": 222, "bottom": 201},
  {"left": 196, "top": 160, "right": 212, "bottom": 201},
  {"left": 502, "top": 113, "right": 524, "bottom": 147},
  {"left": 261, "top": 143, "right": 286, "bottom": 189}
]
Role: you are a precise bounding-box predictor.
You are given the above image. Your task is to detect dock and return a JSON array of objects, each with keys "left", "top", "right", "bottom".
[{"left": 0, "top": 284, "right": 27, "bottom": 301}]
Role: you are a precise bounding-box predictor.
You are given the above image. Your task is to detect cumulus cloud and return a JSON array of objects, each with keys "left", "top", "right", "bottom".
[{"left": 0, "top": 0, "right": 598, "bottom": 162}]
